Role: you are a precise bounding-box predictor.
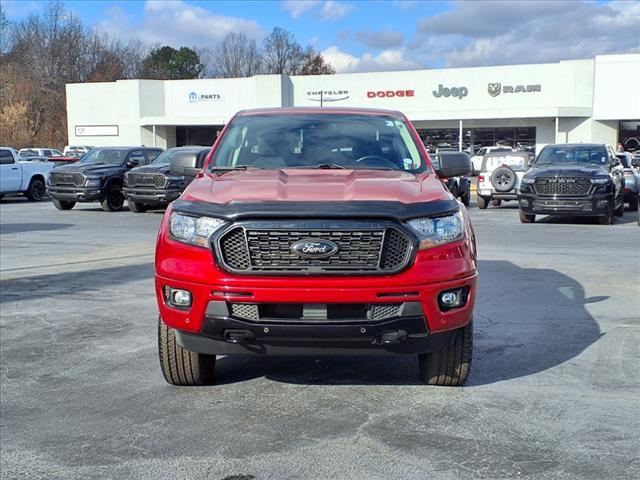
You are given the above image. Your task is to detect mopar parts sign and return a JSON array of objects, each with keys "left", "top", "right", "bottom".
[{"left": 188, "top": 91, "right": 223, "bottom": 102}]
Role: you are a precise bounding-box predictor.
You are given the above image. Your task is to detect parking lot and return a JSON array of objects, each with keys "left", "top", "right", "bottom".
[{"left": 1, "top": 196, "right": 639, "bottom": 480}]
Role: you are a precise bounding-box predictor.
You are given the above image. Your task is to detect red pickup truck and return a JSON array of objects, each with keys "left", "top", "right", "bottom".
[{"left": 155, "top": 108, "right": 477, "bottom": 386}]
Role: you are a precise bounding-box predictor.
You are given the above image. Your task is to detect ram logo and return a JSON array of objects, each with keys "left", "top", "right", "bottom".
[{"left": 488, "top": 83, "right": 501, "bottom": 97}]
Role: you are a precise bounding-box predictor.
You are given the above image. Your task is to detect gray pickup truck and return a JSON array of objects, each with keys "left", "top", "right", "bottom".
[{"left": 0, "top": 147, "right": 54, "bottom": 201}]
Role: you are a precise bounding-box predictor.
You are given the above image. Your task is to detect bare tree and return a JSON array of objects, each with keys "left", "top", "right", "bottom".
[
  {"left": 211, "top": 32, "right": 262, "bottom": 78},
  {"left": 263, "top": 27, "right": 304, "bottom": 75},
  {"left": 297, "top": 46, "right": 336, "bottom": 75}
]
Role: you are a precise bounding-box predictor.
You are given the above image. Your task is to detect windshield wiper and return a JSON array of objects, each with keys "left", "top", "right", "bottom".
[{"left": 210, "top": 165, "right": 256, "bottom": 172}]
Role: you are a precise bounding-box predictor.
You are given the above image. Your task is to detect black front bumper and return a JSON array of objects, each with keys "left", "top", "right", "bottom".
[
  {"left": 48, "top": 186, "right": 103, "bottom": 202},
  {"left": 123, "top": 187, "right": 182, "bottom": 205},
  {"left": 518, "top": 192, "right": 613, "bottom": 216},
  {"left": 174, "top": 301, "right": 457, "bottom": 356}
]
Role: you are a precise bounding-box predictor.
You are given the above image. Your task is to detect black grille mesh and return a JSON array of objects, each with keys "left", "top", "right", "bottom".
[
  {"left": 228, "top": 302, "right": 403, "bottom": 322},
  {"left": 380, "top": 229, "right": 411, "bottom": 270},
  {"left": 50, "top": 172, "right": 85, "bottom": 187},
  {"left": 370, "top": 304, "right": 402, "bottom": 320},
  {"left": 127, "top": 173, "right": 166, "bottom": 188},
  {"left": 217, "top": 224, "right": 412, "bottom": 274},
  {"left": 230, "top": 303, "right": 259, "bottom": 321},
  {"left": 219, "top": 228, "right": 250, "bottom": 270},
  {"left": 534, "top": 178, "right": 591, "bottom": 196}
]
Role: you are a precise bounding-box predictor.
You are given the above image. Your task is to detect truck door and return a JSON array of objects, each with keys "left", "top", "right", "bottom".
[{"left": 0, "top": 149, "right": 21, "bottom": 193}]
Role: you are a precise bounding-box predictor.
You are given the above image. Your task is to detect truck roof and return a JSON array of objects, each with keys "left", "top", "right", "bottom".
[{"left": 236, "top": 107, "right": 404, "bottom": 117}]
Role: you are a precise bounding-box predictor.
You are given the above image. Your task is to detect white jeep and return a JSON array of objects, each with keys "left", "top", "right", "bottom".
[{"left": 476, "top": 151, "right": 530, "bottom": 209}]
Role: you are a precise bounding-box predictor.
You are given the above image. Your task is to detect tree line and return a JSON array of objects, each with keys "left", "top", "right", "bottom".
[{"left": 0, "top": 1, "right": 334, "bottom": 149}]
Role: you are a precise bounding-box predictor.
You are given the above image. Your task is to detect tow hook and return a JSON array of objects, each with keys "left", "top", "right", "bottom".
[
  {"left": 373, "top": 329, "right": 408, "bottom": 345},
  {"left": 224, "top": 329, "right": 255, "bottom": 343}
]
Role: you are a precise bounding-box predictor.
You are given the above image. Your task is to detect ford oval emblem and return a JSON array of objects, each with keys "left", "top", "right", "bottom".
[{"left": 291, "top": 239, "right": 339, "bottom": 258}]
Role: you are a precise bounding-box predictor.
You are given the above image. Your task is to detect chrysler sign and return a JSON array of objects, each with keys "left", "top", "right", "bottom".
[{"left": 306, "top": 89, "right": 349, "bottom": 102}]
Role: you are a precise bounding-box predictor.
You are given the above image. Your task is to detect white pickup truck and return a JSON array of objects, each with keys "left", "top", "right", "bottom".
[{"left": 0, "top": 147, "right": 54, "bottom": 201}]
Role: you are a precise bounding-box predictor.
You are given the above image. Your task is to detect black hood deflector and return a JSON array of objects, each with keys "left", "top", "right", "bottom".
[{"left": 171, "top": 199, "right": 460, "bottom": 221}]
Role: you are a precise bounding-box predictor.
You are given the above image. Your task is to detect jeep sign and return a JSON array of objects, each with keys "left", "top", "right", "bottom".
[{"left": 432, "top": 84, "right": 468, "bottom": 99}]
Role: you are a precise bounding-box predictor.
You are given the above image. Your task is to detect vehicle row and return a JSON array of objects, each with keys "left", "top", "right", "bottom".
[{"left": 471, "top": 143, "right": 640, "bottom": 225}]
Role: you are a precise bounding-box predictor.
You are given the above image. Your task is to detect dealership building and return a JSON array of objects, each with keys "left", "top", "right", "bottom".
[{"left": 66, "top": 53, "right": 640, "bottom": 153}]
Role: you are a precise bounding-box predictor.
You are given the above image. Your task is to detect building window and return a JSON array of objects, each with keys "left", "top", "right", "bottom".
[{"left": 416, "top": 126, "right": 536, "bottom": 154}]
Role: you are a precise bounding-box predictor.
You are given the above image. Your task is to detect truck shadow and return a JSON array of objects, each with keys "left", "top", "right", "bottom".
[
  {"left": 0, "top": 223, "right": 74, "bottom": 234},
  {"left": 214, "top": 260, "right": 603, "bottom": 386}
]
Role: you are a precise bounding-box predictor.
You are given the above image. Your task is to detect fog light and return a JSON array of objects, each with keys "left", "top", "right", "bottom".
[
  {"left": 438, "top": 287, "right": 469, "bottom": 311},
  {"left": 519, "top": 199, "right": 529, "bottom": 207},
  {"left": 596, "top": 200, "right": 609, "bottom": 208},
  {"left": 164, "top": 286, "right": 192, "bottom": 308}
]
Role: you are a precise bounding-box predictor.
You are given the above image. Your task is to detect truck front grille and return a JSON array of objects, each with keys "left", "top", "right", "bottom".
[
  {"left": 127, "top": 173, "right": 166, "bottom": 188},
  {"left": 216, "top": 221, "right": 413, "bottom": 275},
  {"left": 534, "top": 177, "right": 591, "bottom": 196},
  {"left": 229, "top": 302, "right": 403, "bottom": 323},
  {"left": 50, "top": 172, "right": 85, "bottom": 187}
]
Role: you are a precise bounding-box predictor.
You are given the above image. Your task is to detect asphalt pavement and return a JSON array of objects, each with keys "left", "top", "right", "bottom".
[{"left": 1, "top": 196, "right": 639, "bottom": 480}]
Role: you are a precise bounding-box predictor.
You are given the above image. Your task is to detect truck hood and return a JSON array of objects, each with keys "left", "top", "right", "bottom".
[
  {"left": 53, "top": 162, "right": 124, "bottom": 176},
  {"left": 182, "top": 169, "right": 449, "bottom": 204},
  {"left": 525, "top": 164, "right": 609, "bottom": 179},
  {"left": 128, "top": 164, "right": 171, "bottom": 175}
]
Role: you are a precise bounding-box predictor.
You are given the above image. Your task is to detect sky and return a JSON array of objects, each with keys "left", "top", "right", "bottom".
[{"left": 3, "top": 0, "right": 640, "bottom": 72}]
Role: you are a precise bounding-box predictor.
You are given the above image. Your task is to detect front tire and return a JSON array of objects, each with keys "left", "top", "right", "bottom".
[
  {"left": 158, "top": 319, "right": 216, "bottom": 386},
  {"left": 101, "top": 185, "right": 124, "bottom": 212},
  {"left": 52, "top": 198, "right": 75, "bottom": 210},
  {"left": 24, "top": 178, "right": 46, "bottom": 201},
  {"left": 615, "top": 198, "right": 624, "bottom": 217},
  {"left": 598, "top": 207, "right": 614, "bottom": 225},
  {"left": 418, "top": 321, "right": 472, "bottom": 386},
  {"left": 128, "top": 199, "right": 148, "bottom": 213},
  {"left": 629, "top": 195, "right": 638, "bottom": 211},
  {"left": 519, "top": 209, "right": 535, "bottom": 223},
  {"left": 477, "top": 196, "right": 488, "bottom": 209}
]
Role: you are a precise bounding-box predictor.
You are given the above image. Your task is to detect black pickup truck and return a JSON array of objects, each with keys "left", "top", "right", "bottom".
[
  {"left": 123, "top": 147, "right": 209, "bottom": 212},
  {"left": 518, "top": 143, "right": 625, "bottom": 225},
  {"left": 48, "top": 147, "right": 163, "bottom": 211}
]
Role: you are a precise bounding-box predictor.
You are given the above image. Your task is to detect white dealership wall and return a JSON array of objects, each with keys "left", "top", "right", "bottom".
[{"left": 66, "top": 54, "right": 640, "bottom": 150}]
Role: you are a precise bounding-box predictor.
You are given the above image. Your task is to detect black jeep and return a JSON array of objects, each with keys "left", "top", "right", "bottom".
[
  {"left": 518, "top": 143, "right": 625, "bottom": 225},
  {"left": 123, "top": 147, "right": 209, "bottom": 213},
  {"left": 48, "top": 147, "right": 163, "bottom": 211}
]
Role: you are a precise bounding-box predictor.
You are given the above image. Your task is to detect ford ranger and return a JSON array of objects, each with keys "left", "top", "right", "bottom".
[{"left": 155, "top": 108, "right": 476, "bottom": 386}]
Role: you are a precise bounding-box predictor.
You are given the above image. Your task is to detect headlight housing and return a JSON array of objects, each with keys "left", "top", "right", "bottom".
[
  {"left": 521, "top": 177, "right": 535, "bottom": 185},
  {"left": 85, "top": 176, "right": 103, "bottom": 187},
  {"left": 169, "top": 213, "right": 225, "bottom": 248},
  {"left": 591, "top": 177, "right": 610, "bottom": 185},
  {"left": 407, "top": 211, "right": 464, "bottom": 250}
]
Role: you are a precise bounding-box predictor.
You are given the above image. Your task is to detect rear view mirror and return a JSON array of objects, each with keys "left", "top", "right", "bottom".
[
  {"left": 434, "top": 152, "right": 472, "bottom": 178},
  {"left": 170, "top": 152, "right": 200, "bottom": 176}
]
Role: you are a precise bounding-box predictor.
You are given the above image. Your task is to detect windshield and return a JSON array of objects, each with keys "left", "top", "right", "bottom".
[
  {"left": 80, "top": 148, "right": 128, "bottom": 165},
  {"left": 535, "top": 146, "right": 608, "bottom": 167},
  {"left": 208, "top": 113, "right": 427, "bottom": 172},
  {"left": 151, "top": 148, "right": 206, "bottom": 166}
]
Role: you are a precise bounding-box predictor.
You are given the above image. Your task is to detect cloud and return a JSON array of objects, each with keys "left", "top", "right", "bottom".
[
  {"left": 96, "top": 0, "right": 264, "bottom": 48},
  {"left": 356, "top": 29, "right": 404, "bottom": 49},
  {"left": 392, "top": 1, "right": 419, "bottom": 10},
  {"left": 321, "top": 1, "right": 355, "bottom": 20},
  {"left": 321, "top": 46, "right": 422, "bottom": 73},
  {"left": 1, "top": 0, "right": 40, "bottom": 17},
  {"left": 280, "top": 0, "right": 321, "bottom": 19},
  {"left": 414, "top": 0, "right": 640, "bottom": 67}
]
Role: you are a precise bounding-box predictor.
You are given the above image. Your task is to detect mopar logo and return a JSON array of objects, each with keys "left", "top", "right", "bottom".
[
  {"left": 188, "top": 92, "right": 198, "bottom": 102},
  {"left": 188, "top": 92, "right": 222, "bottom": 102},
  {"left": 291, "top": 239, "right": 339, "bottom": 258}
]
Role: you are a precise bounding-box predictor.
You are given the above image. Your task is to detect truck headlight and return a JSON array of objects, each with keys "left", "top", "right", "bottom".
[
  {"left": 407, "top": 211, "right": 464, "bottom": 250},
  {"left": 169, "top": 213, "right": 225, "bottom": 247},
  {"left": 521, "top": 177, "right": 535, "bottom": 185},
  {"left": 85, "top": 176, "right": 103, "bottom": 187},
  {"left": 591, "top": 177, "right": 610, "bottom": 185}
]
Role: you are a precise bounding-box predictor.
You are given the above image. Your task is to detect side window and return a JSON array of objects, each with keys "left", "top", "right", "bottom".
[
  {"left": 43, "top": 150, "right": 52, "bottom": 157},
  {"left": 146, "top": 150, "right": 162, "bottom": 163},
  {"left": 196, "top": 151, "right": 208, "bottom": 168},
  {"left": 127, "top": 150, "right": 146, "bottom": 165},
  {"left": 0, "top": 150, "right": 15, "bottom": 165}
]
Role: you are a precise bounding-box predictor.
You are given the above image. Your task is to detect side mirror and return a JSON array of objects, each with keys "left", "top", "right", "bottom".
[
  {"left": 126, "top": 158, "right": 140, "bottom": 168},
  {"left": 434, "top": 152, "right": 472, "bottom": 178},
  {"left": 631, "top": 158, "right": 640, "bottom": 168},
  {"left": 170, "top": 152, "right": 200, "bottom": 176}
]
